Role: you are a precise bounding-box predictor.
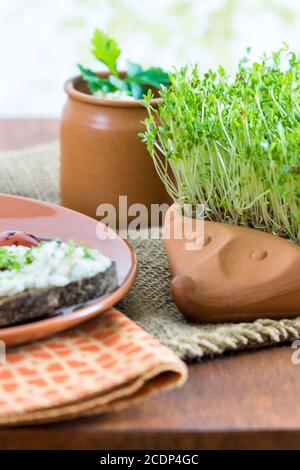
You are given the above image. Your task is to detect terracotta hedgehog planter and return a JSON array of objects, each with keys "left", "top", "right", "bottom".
[{"left": 164, "top": 204, "right": 300, "bottom": 323}]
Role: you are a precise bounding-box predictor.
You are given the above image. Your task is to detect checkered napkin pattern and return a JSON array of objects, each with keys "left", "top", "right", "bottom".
[{"left": 0, "top": 309, "right": 187, "bottom": 426}]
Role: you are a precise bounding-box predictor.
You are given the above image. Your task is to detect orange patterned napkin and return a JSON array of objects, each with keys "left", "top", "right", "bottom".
[{"left": 0, "top": 309, "right": 187, "bottom": 426}]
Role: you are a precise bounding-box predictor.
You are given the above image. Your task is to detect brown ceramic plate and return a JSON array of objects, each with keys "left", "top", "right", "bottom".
[{"left": 0, "top": 194, "right": 137, "bottom": 347}]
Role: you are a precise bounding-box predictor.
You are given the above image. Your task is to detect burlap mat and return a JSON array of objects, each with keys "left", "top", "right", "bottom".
[{"left": 1, "top": 142, "right": 300, "bottom": 361}]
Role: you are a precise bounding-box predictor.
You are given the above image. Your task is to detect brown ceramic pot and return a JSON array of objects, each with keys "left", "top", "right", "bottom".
[
  {"left": 60, "top": 74, "right": 171, "bottom": 226},
  {"left": 164, "top": 203, "right": 300, "bottom": 323}
]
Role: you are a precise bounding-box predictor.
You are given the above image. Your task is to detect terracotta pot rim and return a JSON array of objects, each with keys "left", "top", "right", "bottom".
[{"left": 64, "top": 74, "right": 163, "bottom": 108}]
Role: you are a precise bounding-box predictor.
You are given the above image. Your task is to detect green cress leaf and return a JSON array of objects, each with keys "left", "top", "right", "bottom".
[
  {"left": 141, "top": 47, "right": 300, "bottom": 244},
  {"left": 24, "top": 250, "right": 34, "bottom": 265},
  {"left": 91, "top": 29, "right": 121, "bottom": 77},
  {"left": 78, "top": 64, "right": 115, "bottom": 93},
  {"left": 0, "top": 248, "right": 21, "bottom": 271}
]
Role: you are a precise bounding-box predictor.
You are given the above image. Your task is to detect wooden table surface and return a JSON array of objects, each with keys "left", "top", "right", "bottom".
[{"left": 0, "top": 119, "right": 299, "bottom": 450}]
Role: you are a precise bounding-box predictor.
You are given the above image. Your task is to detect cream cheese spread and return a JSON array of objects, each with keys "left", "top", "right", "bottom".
[{"left": 0, "top": 241, "right": 112, "bottom": 297}]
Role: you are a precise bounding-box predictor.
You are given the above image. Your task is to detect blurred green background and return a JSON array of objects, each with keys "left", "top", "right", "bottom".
[{"left": 0, "top": 0, "right": 298, "bottom": 116}]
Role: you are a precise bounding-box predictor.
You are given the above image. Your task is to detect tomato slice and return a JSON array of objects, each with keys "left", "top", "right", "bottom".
[{"left": 0, "top": 231, "right": 41, "bottom": 247}]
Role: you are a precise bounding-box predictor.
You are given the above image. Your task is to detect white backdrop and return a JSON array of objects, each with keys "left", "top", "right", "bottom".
[{"left": 0, "top": 0, "right": 299, "bottom": 117}]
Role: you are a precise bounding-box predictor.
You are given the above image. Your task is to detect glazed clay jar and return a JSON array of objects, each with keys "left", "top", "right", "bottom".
[{"left": 60, "top": 74, "right": 171, "bottom": 226}]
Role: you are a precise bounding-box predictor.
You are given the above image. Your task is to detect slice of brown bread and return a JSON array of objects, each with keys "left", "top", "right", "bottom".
[{"left": 0, "top": 262, "right": 118, "bottom": 327}]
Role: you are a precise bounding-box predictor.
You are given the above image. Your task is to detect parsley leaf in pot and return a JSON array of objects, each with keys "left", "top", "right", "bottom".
[{"left": 78, "top": 29, "right": 170, "bottom": 99}]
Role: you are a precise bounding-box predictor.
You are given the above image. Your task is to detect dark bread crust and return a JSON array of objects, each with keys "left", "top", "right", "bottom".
[{"left": 0, "top": 262, "right": 118, "bottom": 327}]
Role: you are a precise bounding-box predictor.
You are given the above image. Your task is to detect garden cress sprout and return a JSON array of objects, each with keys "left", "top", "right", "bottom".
[{"left": 141, "top": 46, "right": 300, "bottom": 243}]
